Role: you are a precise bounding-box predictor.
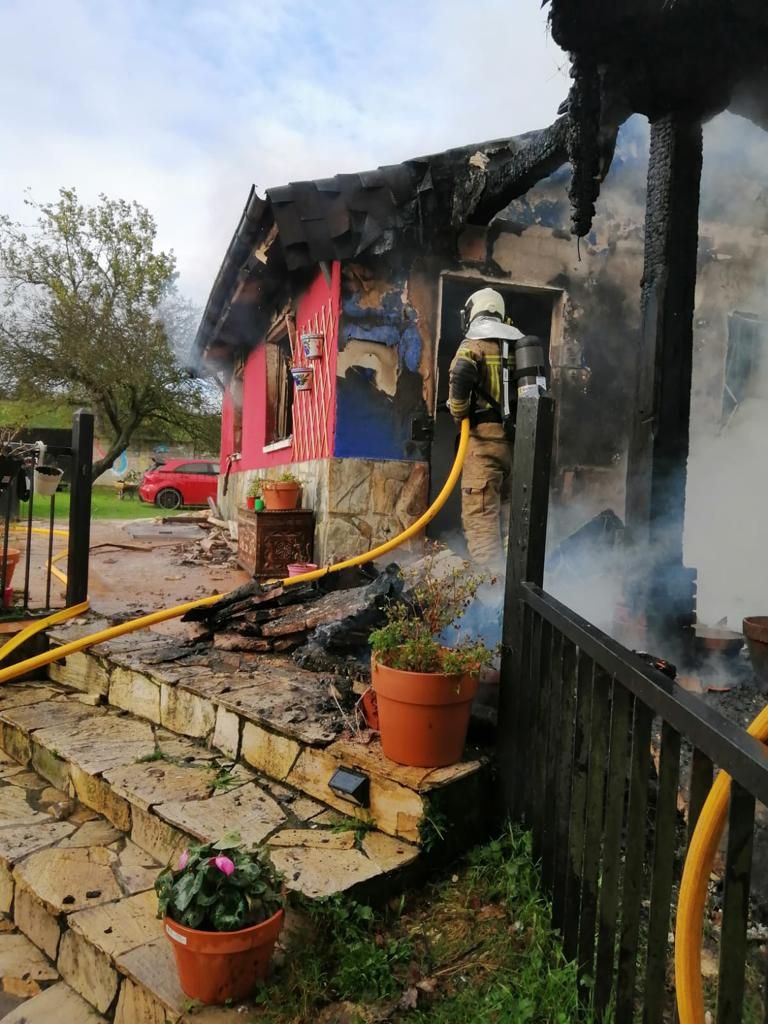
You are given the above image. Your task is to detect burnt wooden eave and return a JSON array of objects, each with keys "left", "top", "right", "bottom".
[{"left": 190, "top": 120, "right": 571, "bottom": 369}]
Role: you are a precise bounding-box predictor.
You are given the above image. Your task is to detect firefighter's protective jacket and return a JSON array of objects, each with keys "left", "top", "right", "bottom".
[{"left": 448, "top": 315, "right": 523, "bottom": 423}]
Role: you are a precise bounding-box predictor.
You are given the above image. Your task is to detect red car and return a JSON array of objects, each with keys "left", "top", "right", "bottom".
[{"left": 138, "top": 459, "right": 220, "bottom": 510}]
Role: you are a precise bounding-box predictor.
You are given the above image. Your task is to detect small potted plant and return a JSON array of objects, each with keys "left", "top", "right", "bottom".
[
  {"left": 263, "top": 471, "right": 302, "bottom": 511},
  {"left": 34, "top": 463, "right": 63, "bottom": 496},
  {"left": 369, "top": 558, "right": 495, "bottom": 768},
  {"left": 245, "top": 479, "right": 264, "bottom": 512},
  {"left": 155, "top": 834, "right": 285, "bottom": 1006}
]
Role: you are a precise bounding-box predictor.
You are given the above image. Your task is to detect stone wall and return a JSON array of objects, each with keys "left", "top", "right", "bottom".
[
  {"left": 321, "top": 457, "right": 429, "bottom": 564},
  {"left": 219, "top": 456, "right": 427, "bottom": 567}
]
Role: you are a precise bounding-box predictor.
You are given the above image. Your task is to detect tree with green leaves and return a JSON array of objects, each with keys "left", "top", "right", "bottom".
[{"left": 0, "top": 188, "right": 218, "bottom": 479}]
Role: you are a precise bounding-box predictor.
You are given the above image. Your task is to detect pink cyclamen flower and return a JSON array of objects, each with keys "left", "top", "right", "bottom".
[
  {"left": 177, "top": 850, "right": 189, "bottom": 870},
  {"left": 212, "top": 855, "right": 236, "bottom": 877}
]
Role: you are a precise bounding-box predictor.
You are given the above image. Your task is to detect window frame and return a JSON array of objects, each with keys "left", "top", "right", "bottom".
[{"left": 264, "top": 319, "right": 294, "bottom": 448}]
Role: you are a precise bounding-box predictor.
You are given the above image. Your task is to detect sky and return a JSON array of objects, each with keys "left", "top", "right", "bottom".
[{"left": 0, "top": 0, "right": 570, "bottom": 305}]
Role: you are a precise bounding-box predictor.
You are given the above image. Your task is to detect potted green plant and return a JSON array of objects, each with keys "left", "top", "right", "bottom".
[
  {"left": 155, "top": 834, "right": 285, "bottom": 1005},
  {"left": 369, "top": 559, "right": 494, "bottom": 768},
  {"left": 263, "top": 470, "right": 301, "bottom": 511},
  {"left": 245, "top": 478, "right": 264, "bottom": 512}
]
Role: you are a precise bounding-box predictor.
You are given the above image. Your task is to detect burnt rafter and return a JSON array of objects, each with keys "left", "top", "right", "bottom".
[
  {"left": 543, "top": 0, "right": 768, "bottom": 237},
  {"left": 455, "top": 118, "right": 570, "bottom": 227},
  {"left": 191, "top": 124, "right": 573, "bottom": 364}
]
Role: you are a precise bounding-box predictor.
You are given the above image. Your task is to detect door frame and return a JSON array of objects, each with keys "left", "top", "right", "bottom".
[{"left": 433, "top": 271, "right": 565, "bottom": 419}]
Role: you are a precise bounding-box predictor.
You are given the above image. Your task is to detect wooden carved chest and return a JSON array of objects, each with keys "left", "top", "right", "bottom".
[{"left": 236, "top": 509, "right": 315, "bottom": 578}]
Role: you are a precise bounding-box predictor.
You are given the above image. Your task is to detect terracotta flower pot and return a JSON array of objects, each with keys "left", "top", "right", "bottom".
[
  {"left": 372, "top": 657, "right": 479, "bottom": 767},
  {"left": 164, "top": 909, "right": 284, "bottom": 1005},
  {"left": 1, "top": 548, "right": 21, "bottom": 589},
  {"left": 263, "top": 481, "right": 301, "bottom": 511}
]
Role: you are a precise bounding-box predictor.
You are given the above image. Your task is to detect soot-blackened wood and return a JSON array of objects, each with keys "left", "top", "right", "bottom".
[
  {"left": 523, "top": 612, "right": 544, "bottom": 825},
  {"left": 616, "top": 700, "right": 654, "bottom": 1022},
  {"left": 644, "top": 721, "right": 682, "bottom": 1023},
  {"left": 594, "top": 683, "right": 633, "bottom": 1017},
  {"left": 66, "top": 410, "right": 94, "bottom": 606},
  {"left": 499, "top": 394, "right": 555, "bottom": 817},
  {"left": 553, "top": 638, "right": 578, "bottom": 930},
  {"left": 542, "top": 630, "right": 565, "bottom": 891},
  {"left": 688, "top": 747, "right": 714, "bottom": 845},
  {"left": 510, "top": 602, "right": 534, "bottom": 821},
  {"left": 563, "top": 650, "right": 595, "bottom": 963},
  {"left": 576, "top": 666, "right": 611, "bottom": 996},
  {"left": 532, "top": 619, "right": 554, "bottom": 855},
  {"left": 716, "top": 781, "right": 756, "bottom": 1024},
  {"left": 625, "top": 116, "right": 703, "bottom": 641}
]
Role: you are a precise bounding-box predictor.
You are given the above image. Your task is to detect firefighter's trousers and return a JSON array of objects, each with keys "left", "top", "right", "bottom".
[{"left": 460, "top": 421, "right": 513, "bottom": 573}]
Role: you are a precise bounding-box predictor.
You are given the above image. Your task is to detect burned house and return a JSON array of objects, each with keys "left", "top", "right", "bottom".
[{"left": 192, "top": 3, "right": 768, "bottom": 639}]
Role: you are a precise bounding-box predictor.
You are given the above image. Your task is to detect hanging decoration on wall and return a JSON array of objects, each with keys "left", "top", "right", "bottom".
[
  {"left": 301, "top": 332, "right": 324, "bottom": 359},
  {"left": 291, "top": 366, "right": 314, "bottom": 392}
]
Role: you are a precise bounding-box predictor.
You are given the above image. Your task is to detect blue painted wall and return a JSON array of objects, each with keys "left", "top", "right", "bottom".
[{"left": 334, "top": 269, "right": 429, "bottom": 462}]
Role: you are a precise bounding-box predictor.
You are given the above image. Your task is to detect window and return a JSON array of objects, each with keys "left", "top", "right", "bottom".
[
  {"left": 722, "top": 312, "right": 768, "bottom": 423},
  {"left": 173, "top": 463, "right": 205, "bottom": 474},
  {"left": 230, "top": 359, "right": 244, "bottom": 453},
  {"left": 265, "top": 325, "right": 294, "bottom": 445}
]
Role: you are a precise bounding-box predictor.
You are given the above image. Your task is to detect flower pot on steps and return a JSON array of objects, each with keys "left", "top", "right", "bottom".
[
  {"left": 164, "top": 909, "right": 284, "bottom": 1005},
  {"left": 372, "top": 657, "right": 479, "bottom": 767}
]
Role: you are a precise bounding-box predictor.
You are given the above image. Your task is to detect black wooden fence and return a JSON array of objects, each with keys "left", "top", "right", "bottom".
[
  {"left": 1, "top": 410, "right": 93, "bottom": 614},
  {"left": 509, "top": 582, "right": 768, "bottom": 1022},
  {"left": 498, "top": 395, "right": 768, "bottom": 1022}
]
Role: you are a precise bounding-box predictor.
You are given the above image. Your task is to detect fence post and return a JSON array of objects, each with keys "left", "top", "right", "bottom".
[
  {"left": 66, "top": 410, "right": 94, "bottom": 606},
  {"left": 498, "top": 393, "right": 555, "bottom": 817}
]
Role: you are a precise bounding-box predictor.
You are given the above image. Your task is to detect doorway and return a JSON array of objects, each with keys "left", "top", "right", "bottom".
[{"left": 429, "top": 275, "right": 558, "bottom": 550}]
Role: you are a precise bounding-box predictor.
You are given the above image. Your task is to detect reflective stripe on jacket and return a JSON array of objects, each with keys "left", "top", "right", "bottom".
[{"left": 448, "top": 338, "right": 503, "bottom": 421}]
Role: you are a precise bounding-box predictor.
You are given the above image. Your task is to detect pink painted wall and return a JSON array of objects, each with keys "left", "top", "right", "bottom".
[{"left": 219, "top": 262, "right": 340, "bottom": 472}]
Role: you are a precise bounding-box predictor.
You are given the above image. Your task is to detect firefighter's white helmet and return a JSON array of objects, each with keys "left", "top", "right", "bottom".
[{"left": 463, "top": 287, "right": 505, "bottom": 325}]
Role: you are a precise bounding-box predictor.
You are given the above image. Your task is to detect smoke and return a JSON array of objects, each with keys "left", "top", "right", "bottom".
[
  {"left": 537, "top": 108, "right": 768, "bottom": 661},
  {"left": 683, "top": 110, "right": 768, "bottom": 630}
]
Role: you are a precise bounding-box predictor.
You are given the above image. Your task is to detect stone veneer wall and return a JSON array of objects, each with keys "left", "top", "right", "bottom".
[
  {"left": 321, "top": 457, "right": 429, "bottom": 565},
  {"left": 218, "top": 456, "right": 428, "bottom": 566}
]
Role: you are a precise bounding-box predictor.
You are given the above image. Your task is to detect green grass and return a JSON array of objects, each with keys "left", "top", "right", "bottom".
[
  {"left": 250, "top": 825, "right": 593, "bottom": 1024},
  {"left": 27, "top": 485, "right": 177, "bottom": 520}
]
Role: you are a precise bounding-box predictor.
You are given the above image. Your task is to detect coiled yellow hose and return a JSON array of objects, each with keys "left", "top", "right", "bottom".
[
  {"left": 0, "top": 419, "right": 470, "bottom": 683},
  {"left": 676, "top": 703, "right": 768, "bottom": 1023}
]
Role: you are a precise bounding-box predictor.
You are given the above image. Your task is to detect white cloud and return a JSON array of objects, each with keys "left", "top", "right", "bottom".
[{"left": 0, "top": 0, "right": 570, "bottom": 305}]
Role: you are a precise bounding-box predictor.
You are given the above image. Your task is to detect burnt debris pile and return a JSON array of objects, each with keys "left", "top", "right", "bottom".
[{"left": 182, "top": 564, "right": 403, "bottom": 673}]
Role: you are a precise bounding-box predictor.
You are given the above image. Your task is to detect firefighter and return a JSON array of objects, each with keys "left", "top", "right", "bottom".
[{"left": 448, "top": 287, "right": 546, "bottom": 572}]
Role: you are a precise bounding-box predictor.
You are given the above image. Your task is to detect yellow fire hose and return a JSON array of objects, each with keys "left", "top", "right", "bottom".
[
  {"left": 0, "top": 418, "right": 470, "bottom": 683},
  {"left": 676, "top": 703, "right": 768, "bottom": 1023}
]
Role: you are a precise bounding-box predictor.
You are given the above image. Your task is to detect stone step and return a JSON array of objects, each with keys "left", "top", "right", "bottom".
[
  {"left": 0, "top": 739, "right": 419, "bottom": 1022},
  {"left": 0, "top": 681, "right": 421, "bottom": 905},
  {"left": 47, "top": 620, "right": 492, "bottom": 846},
  {"left": 0, "top": 749, "right": 253, "bottom": 1021}
]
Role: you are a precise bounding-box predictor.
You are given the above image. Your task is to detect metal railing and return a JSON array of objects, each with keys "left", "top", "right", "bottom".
[
  {"left": 0, "top": 411, "right": 93, "bottom": 616},
  {"left": 510, "top": 581, "right": 768, "bottom": 1022}
]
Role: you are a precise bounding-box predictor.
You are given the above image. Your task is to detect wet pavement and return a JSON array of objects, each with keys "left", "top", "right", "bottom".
[{"left": 8, "top": 517, "right": 250, "bottom": 639}]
